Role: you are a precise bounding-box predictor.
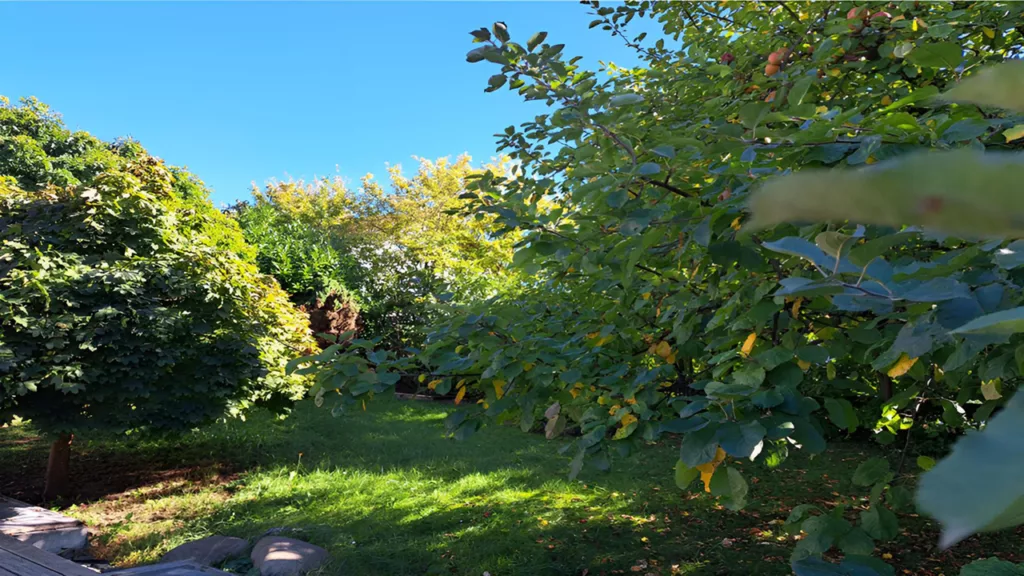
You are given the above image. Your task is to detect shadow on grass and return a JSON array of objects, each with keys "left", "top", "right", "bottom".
[{"left": 5, "top": 397, "right": 1021, "bottom": 575}]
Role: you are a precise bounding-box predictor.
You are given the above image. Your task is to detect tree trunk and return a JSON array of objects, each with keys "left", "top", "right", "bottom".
[
  {"left": 879, "top": 374, "right": 893, "bottom": 402},
  {"left": 43, "top": 433, "right": 73, "bottom": 501}
]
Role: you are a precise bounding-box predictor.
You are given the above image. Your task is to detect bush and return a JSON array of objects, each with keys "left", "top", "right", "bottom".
[{"left": 0, "top": 97, "right": 315, "bottom": 498}]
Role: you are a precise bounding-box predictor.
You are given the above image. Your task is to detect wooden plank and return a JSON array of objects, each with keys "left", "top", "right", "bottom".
[
  {"left": 105, "top": 562, "right": 232, "bottom": 576},
  {"left": 0, "top": 535, "right": 95, "bottom": 576},
  {"left": 0, "top": 498, "right": 84, "bottom": 535},
  {"left": 0, "top": 549, "right": 61, "bottom": 576}
]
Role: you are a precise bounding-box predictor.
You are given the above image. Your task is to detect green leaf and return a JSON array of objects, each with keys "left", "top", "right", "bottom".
[
  {"left": 739, "top": 102, "right": 769, "bottom": 129},
  {"left": 917, "top": 455, "right": 936, "bottom": 471},
  {"left": 917, "top": 392, "right": 1024, "bottom": 547},
  {"left": 609, "top": 93, "right": 645, "bottom": 107},
  {"left": 716, "top": 420, "right": 766, "bottom": 460},
  {"left": 952, "top": 307, "right": 1024, "bottom": 335},
  {"left": 837, "top": 526, "right": 875, "bottom": 556},
  {"left": 905, "top": 42, "right": 963, "bottom": 68},
  {"left": 674, "top": 459, "right": 699, "bottom": 489},
  {"left": 637, "top": 162, "right": 661, "bottom": 176},
  {"left": 886, "top": 486, "right": 913, "bottom": 511},
  {"left": 709, "top": 466, "right": 748, "bottom": 510},
  {"left": 492, "top": 21, "right": 510, "bottom": 43},
  {"left": 560, "top": 368, "right": 582, "bottom": 383},
  {"left": 824, "top": 398, "right": 859, "bottom": 432},
  {"left": 959, "top": 558, "right": 1024, "bottom": 576},
  {"left": 526, "top": 31, "right": 548, "bottom": 52},
  {"left": 788, "top": 76, "right": 814, "bottom": 107},
  {"left": 942, "top": 119, "right": 989, "bottom": 142},
  {"left": 848, "top": 232, "right": 919, "bottom": 267},
  {"left": 853, "top": 457, "right": 891, "bottom": 487},
  {"left": 651, "top": 144, "right": 676, "bottom": 158},
  {"left": 606, "top": 188, "right": 628, "bottom": 209},
  {"left": 880, "top": 85, "right": 939, "bottom": 112},
  {"left": 705, "top": 381, "right": 758, "bottom": 398},
  {"left": 942, "top": 61, "right": 1024, "bottom": 113},
  {"left": 746, "top": 149, "right": 1024, "bottom": 239},
  {"left": 860, "top": 506, "right": 899, "bottom": 541},
  {"left": 679, "top": 425, "right": 719, "bottom": 467}
]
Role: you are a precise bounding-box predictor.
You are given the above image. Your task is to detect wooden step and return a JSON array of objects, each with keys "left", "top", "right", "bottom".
[
  {"left": 0, "top": 497, "right": 87, "bottom": 554},
  {"left": 0, "top": 534, "right": 95, "bottom": 576},
  {"left": 104, "top": 562, "right": 232, "bottom": 576}
]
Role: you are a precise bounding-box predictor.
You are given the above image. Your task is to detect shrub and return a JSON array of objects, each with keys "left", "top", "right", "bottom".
[{"left": 0, "top": 97, "right": 315, "bottom": 499}]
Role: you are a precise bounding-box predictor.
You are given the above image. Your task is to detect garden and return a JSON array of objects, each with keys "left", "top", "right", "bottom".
[{"left": 4, "top": 2, "right": 1024, "bottom": 575}]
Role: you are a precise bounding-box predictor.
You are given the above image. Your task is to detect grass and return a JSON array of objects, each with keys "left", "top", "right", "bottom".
[{"left": 1, "top": 396, "right": 1020, "bottom": 576}]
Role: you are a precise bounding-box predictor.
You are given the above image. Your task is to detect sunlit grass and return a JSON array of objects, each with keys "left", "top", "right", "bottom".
[{"left": 2, "top": 396, "right": 1019, "bottom": 575}]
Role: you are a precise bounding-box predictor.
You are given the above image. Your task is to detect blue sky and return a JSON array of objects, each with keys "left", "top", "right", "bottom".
[{"left": 2, "top": 2, "right": 654, "bottom": 206}]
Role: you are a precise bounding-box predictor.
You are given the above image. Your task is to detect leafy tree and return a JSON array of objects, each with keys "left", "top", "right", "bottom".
[
  {"left": 0, "top": 97, "right": 315, "bottom": 500},
  {"left": 237, "top": 156, "right": 520, "bottom": 350},
  {"left": 296, "top": 1, "right": 1024, "bottom": 571}
]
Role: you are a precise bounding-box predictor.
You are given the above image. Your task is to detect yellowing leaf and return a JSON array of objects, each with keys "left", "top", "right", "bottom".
[
  {"left": 609, "top": 404, "right": 621, "bottom": 415},
  {"left": 1004, "top": 124, "right": 1024, "bottom": 143},
  {"left": 983, "top": 26, "right": 995, "bottom": 39},
  {"left": 982, "top": 380, "right": 1002, "bottom": 401},
  {"left": 655, "top": 340, "right": 672, "bottom": 358},
  {"left": 642, "top": 292, "right": 651, "bottom": 300},
  {"left": 427, "top": 379, "right": 442, "bottom": 391},
  {"left": 696, "top": 447, "right": 727, "bottom": 492},
  {"left": 912, "top": 18, "right": 918, "bottom": 31},
  {"left": 596, "top": 335, "right": 613, "bottom": 346},
  {"left": 455, "top": 345, "right": 464, "bottom": 353},
  {"left": 455, "top": 387, "right": 466, "bottom": 405},
  {"left": 598, "top": 396, "right": 607, "bottom": 405},
  {"left": 625, "top": 397, "right": 637, "bottom": 405},
  {"left": 666, "top": 352, "right": 676, "bottom": 364},
  {"left": 791, "top": 297, "right": 803, "bottom": 319},
  {"left": 887, "top": 353, "right": 919, "bottom": 378},
  {"left": 880, "top": 95, "right": 893, "bottom": 106},
  {"left": 731, "top": 217, "right": 742, "bottom": 230},
  {"left": 741, "top": 333, "right": 757, "bottom": 357},
  {"left": 362, "top": 400, "right": 366, "bottom": 411},
  {"left": 620, "top": 413, "right": 638, "bottom": 427},
  {"left": 866, "top": 156, "right": 877, "bottom": 164},
  {"left": 493, "top": 380, "right": 506, "bottom": 399},
  {"left": 797, "top": 360, "right": 811, "bottom": 371},
  {"left": 457, "top": 379, "right": 467, "bottom": 388},
  {"left": 523, "top": 362, "right": 535, "bottom": 372},
  {"left": 418, "top": 374, "right": 427, "bottom": 383}
]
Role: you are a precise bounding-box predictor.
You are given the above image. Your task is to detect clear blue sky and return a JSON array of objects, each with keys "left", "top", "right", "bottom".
[{"left": 2, "top": 2, "right": 654, "bottom": 206}]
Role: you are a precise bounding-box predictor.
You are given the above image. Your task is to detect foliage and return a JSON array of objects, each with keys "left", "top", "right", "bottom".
[
  {"left": 0, "top": 96, "right": 315, "bottom": 436},
  {"left": 232, "top": 199, "right": 359, "bottom": 305},
  {"left": 296, "top": 1, "right": 1024, "bottom": 572},
  {"left": 236, "top": 156, "right": 519, "bottom": 348}
]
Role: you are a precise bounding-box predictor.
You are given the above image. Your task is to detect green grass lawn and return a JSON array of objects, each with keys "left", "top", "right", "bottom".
[{"left": 0, "top": 396, "right": 1019, "bottom": 575}]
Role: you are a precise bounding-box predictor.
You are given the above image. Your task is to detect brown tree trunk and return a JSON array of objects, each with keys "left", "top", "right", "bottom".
[
  {"left": 43, "top": 433, "right": 73, "bottom": 501},
  {"left": 879, "top": 374, "right": 894, "bottom": 402}
]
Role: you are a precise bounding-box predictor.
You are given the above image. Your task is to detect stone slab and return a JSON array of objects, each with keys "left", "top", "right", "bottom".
[
  {"left": 160, "top": 536, "right": 249, "bottom": 565},
  {"left": 251, "top": 537, "right": 328, "bottom": 576}
]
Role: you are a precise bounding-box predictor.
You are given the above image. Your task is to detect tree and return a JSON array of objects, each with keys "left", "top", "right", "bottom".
[
  {"left": 0, "top": 97, "right": 315, "bottom": 500},
  {"left": 237, "top": 155, "right": 520, "bottom": 350},
  {"left": 293, "top": 2, "right": 1024, "bottom": 572}
]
